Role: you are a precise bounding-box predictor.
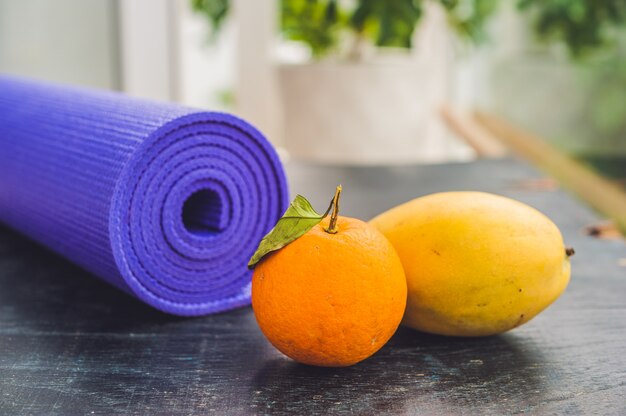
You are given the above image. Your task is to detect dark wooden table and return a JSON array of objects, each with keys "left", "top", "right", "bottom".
[{"left": 1, "top": 158, "right": 625, "bottom": 415}]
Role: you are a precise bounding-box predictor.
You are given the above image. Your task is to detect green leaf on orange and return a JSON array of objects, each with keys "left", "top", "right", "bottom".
[{"left": 248, "top": 195, "right": 332, "bottom": 269}]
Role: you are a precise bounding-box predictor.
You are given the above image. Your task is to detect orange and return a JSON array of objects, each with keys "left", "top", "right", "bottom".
[{"left": 251, "top": 216, "right": 407, "bottom": 367}]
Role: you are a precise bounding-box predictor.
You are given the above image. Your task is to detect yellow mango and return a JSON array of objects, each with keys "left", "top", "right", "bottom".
[{"left": 370, "top": 191, "right": 572, "bottom": 336}]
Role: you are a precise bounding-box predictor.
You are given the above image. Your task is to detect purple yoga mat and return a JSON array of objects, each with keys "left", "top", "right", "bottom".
[{"left": 0, "top": 76, "right": 289, "bottom": 316}]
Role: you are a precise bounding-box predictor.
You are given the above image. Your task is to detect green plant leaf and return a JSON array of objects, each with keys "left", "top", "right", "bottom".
[{"left": 248, "top": 195, "right": 332, "bottom": 269}]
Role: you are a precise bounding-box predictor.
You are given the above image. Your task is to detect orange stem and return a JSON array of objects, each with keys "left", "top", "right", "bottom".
[{"left": 325, "top": 185, "right": 342, "bottom": 234}]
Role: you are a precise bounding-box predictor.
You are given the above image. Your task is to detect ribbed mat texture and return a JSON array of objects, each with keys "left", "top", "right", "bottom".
[{"left": 0, "top": 76, "right": 289, "bottom": 315}]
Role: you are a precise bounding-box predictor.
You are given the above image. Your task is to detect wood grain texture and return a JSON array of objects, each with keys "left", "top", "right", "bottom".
[{"left": 0, "top": 159, "right": 625, "bottom": 415}]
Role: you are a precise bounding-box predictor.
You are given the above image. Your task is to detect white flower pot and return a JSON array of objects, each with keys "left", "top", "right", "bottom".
[{"left": 277, "top": 59, "right": 450, "bottom": 164}]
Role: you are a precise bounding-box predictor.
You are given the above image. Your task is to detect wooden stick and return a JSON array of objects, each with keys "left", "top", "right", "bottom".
[
  {"left": 474, "top": 111, "right": 626, "bottom": 233},
  {"left": 440, "top": 105, "right": 509, "bottom": 158}
]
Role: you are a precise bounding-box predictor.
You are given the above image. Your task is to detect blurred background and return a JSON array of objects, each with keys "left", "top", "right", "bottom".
[{"left": 0, "top": 0, "right": 624, "bottom": 179}]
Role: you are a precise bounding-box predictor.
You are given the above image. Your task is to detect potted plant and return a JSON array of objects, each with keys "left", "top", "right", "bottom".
[{"left": 192, "top": 0, "right": 496, "bottom": 163}]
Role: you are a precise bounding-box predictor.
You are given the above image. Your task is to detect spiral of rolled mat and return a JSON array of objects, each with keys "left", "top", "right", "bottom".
[{"left": 0, "top": 76, "right": 289, "bottom": 315}]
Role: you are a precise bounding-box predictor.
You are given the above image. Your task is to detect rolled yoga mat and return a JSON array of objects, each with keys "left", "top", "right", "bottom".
[{"left": 0, "top": 76, "right": 289, "bottom": 316}]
